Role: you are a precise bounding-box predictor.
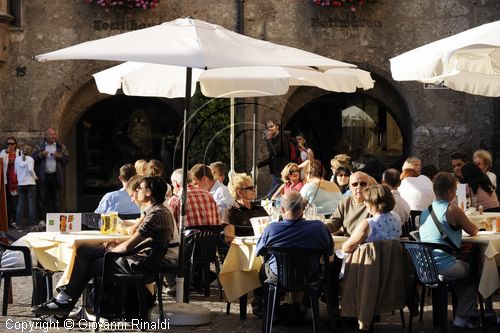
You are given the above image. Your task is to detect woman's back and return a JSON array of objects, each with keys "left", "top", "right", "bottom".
[
  {"left": 365, "top": 212, "right": 401, "bottom": 243},
  {"left": 300, "top": 179, "right": 342, "bottom": 216}
]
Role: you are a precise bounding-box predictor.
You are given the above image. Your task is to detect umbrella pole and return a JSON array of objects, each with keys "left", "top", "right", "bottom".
[
  {"left": 252, "top": 97, "right": 258, "bottom": 190},
  {"left": 230, "top": 97, "right": 235, "bottom": 179},
  {"left": 165, "top": 67, "right": 211, "bottom": 325}
]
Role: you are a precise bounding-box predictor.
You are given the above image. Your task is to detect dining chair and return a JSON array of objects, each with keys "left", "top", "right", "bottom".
[
  {"left": 261, "top": 247, "right": 328, "bottom": 333},
  {"left": 402, "top": 210, "right": 422, "bottom": 238},
  {"left": 94, "top": 238, "right": 168, "bottom": 330},
  {"left": 184, "top": 225, "right": 223, "bottom": 302},
  {"left": 0, "top": 231, "right": 53, "bottom": 315},
  {"left": 401, "top": 241, "right": 485, "bottom": 333}
]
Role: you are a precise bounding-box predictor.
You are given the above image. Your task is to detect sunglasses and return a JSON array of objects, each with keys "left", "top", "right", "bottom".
[
  {"left": 337, "top": 173, "right": 349, "bottom": 177},
  {"left": 7, "top": 142, "right": 16, "bottom": 145},
  {"left": 288, "top": 169, "right": 299, "bottom": 175},
  {"left": 350, "top": 182, "right": 368, "bottom": 188},
  {"left": 240, "top": 186, "right": 255, "bottom": 191}
]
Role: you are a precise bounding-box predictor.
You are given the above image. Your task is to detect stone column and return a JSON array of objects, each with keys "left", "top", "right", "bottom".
[{"left": 0, "top": 0, "right": 14, "bottom": 63}]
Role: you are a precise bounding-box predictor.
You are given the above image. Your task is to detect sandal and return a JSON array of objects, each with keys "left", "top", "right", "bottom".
[{"left": 31, "top": 298, "right": 74, "bottom": 316}]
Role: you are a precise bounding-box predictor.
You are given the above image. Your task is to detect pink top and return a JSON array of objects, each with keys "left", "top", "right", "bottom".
[
  {"left": 284, "top": 181, "right": 304, "bottom": 193},
  {"left": 475, "top": 186, "right": 500, "bottom": 210}
]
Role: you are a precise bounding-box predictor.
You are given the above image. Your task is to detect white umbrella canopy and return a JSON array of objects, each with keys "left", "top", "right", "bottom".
[
  {"left": 36, "top": 17, "right": 356, "bottom": 70},
  {"left": 389, "top": 20, "right": 500, "bottom": 97},
  {"left": 93, "top": 62, "right": 374, "bottom": 98}
]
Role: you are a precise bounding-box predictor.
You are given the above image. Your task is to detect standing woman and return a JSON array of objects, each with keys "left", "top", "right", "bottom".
[
  {"left": 300, "top": 160, "right": 342, "bottom": 218},
  {"left": 0, "top": 137, "right": 20, "bottom": 227},
  {"left": 296, "top": 134, "right": 314, "bottom": 163},
  {"left": 15, "top": 145, "right": 38, "bottom": 228},
  {"left": 461, "top": 162, "right": 500, "bottom": 212},
  {"left": 271, "top": 162, "right": 304, "bottom": 200}
]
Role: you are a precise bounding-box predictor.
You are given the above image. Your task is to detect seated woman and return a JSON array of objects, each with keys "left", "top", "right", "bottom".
[
  {"left": 399, "top": 168, "right": 435, "bottom": 211},
  {"left": 419, "top": 172, "right": 479, "bottom": 328},
  {"left": 333, "top": 166, "right": 352, "bottom": 196},
  {"left": 271, "top": 162, "right": 304, "bottom": 200},
  {"left": 473, "top": 149, "right": 497, "bottom": 188},
  {"left": 222, "top": 173, "right": 268, "bottom": 243},
  {"left": 461, "top": 162, "right": 500, "bottom": 212},
  {"left": 300, "top": 160, "right": 342, "bottom": 218},
  {"left": 342, "top": 184, "right": 401, "bottom": 253}
]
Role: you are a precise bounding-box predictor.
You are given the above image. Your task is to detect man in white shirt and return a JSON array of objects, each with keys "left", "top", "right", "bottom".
[
  {"left": 190, "top": 163, "right": 234, "bottom": 216},
  {"left": 382, "top": 168, "right": 411, "bottom": 225},
  {"left": 32, "top": 128, "right": 70, "bottom": 220}
]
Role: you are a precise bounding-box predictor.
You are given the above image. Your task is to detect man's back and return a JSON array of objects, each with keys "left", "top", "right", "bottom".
[
  {"left": 95, "top": 188, "right": 140, "bottom": 215},
  {"left": 169, "top": 184, "right": 220, "bottom": 227}
]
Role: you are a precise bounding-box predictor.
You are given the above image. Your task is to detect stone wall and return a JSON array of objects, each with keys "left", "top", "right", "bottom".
[{"left": 0, "top": 0, "right": 499, "bottom": 206}]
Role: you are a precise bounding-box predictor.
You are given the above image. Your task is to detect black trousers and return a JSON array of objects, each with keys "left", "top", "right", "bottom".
[
  {"left": 60, "top": 244, "right": 132, "bottom": 304},
  {"left": 40, "top": 173, "right": 60, "bottom": 218}
]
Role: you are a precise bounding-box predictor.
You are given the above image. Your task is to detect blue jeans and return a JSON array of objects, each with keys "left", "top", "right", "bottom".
[{"left": 16, "top": 185, "right": 37, "bottom": 227}]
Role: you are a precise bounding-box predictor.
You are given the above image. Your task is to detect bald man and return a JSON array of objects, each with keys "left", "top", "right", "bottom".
[{"left": 325, "top": 171, "right": 371, "bottom": 236}]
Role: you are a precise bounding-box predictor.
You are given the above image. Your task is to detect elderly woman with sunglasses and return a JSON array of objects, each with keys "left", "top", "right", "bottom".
[
  {"left": 1, "top": 137, "right": 20, "bottom": 227},
  {"left": 270, "top": 162, "right": 304, "bottom": 200},
  {"left": 222, "top": 173, "right": 268, "bottom": 244}
]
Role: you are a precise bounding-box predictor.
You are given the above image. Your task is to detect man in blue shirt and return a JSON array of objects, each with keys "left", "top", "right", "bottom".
[
  {"left": 95, "top": 164, "right": 141, "bottom": 216},
  {"left": 255, "top": 191, "right": 333, "bottom": 319}
]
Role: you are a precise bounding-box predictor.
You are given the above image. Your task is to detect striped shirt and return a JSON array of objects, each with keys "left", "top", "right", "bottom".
[{"left": 168, "top": 184, "right": 220, "bottom": 228}]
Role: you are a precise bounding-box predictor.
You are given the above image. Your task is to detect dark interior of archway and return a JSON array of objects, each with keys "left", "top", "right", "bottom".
[
  {"left": 285, "top": 93, "right": 404, "bottom": 180},
  {"left": 76, "top": 95, "right": 181, "bottom": 212}
]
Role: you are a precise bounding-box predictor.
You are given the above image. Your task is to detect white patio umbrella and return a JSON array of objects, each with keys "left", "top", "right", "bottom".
[
  {"left": 34, "top": 17, "right": 373, "bottom": 319},
  {"left": 390, "top": 20, "right": 500, "bottom": 97}
]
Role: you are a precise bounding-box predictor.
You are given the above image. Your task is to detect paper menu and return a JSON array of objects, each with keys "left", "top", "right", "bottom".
[
  {"left": 250, "top": 216, "right": 271, "bottom": 237},
  {"left": 46, "top": 213, "right": 82, "bottom": 233},
  {"left": 456, "top": 183, "right": 467, "bottom": 210}
]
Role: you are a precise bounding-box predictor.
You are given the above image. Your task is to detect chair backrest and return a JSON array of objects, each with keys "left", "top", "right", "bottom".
[
  {"left": 264, "top": 247, "right": 325, "bottom": 291},
  {"left": 409, "top": 230, "right": 420, "bottom": 241},
  {"left": 401, "top": 241, "right": 440, "bottom": 286},
  {"left": 0, "top": 233, "right": 32, "bottom": 276},
  {"left": 185, "top": 229, "right": 220, "bottom": 264},
  {"left": 402, "top": 210, "right": 422, "bottom": 237}
]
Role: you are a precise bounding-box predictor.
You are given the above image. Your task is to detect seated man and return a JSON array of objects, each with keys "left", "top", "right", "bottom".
[
  {"left": 94, "top": 163, "right": 140, "bottom": 216},
  {"left": 32, "top": 176, "right": 174, "bottom": 316},
  {"left": 255, "top": 191, "right": 333, "bottom": 317},
  {"left": 325, "top": 171, "right": 371, "bottom": 236}
]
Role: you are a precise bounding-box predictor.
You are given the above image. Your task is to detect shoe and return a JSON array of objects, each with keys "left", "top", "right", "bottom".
[
  {"left": 32, "top": 298, "right": 73, "bottom": 316},
  {"left": 452, "top": 315, "right": 480, "bottom": 329}
]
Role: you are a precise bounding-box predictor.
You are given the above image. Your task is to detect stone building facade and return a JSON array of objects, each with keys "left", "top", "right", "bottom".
[{"left": 0, "top": 0, "right": 499, "bottom": 210}]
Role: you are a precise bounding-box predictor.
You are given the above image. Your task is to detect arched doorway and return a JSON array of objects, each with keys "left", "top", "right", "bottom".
[
  {"left": 75, "top": 95, "right": 182, "bottom": 211},
  {"left": 285, "top": 92, "right": 406, "bottom": 180}
]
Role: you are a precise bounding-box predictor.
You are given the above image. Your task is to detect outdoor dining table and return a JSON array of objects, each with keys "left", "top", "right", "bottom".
[
  {"left": 461, "top": 231, "right": 500, "bottom": 298},
  {"left": 22, "top": 231, "right": 129, "bottom": 287},
  {"left": 219, "top": 235, "right": 348, "bottom": 303},
  {"left": 465, "top": 211, "right": 500, "bottom": 231}
]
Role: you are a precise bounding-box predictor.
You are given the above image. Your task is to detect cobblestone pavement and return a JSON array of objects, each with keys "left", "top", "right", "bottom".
[{"left": 0, "top": 275, "right": 498, "bottom": 333}]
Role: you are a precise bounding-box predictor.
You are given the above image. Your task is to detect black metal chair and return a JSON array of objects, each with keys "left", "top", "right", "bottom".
[
  {"left": 261, "top": 247, "right": 327, "bottom": 333},
  {"left": 401, "top": 241, "right": 485, "bottom": 333},
  {"left": 409, "top": 231, "right": 420, "bottom": 241},
  {"left": 184, "top": 225, "right": 223, "bottom": 302},
  {"left": 0, "top": 231, "right": 53, "bottom": 315},
  {"left": 402, "top": 210, "right": 422, "bottom": 238},
  {"left": 94, "top": 239, "right": 168, "bottom": 330}
]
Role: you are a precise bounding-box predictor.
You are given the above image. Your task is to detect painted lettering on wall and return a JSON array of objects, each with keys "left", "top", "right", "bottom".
[
  {"left": 312, "top": 18, "right": 382, "bottom": 28},
  {"left": 93, "top": 20, "right": 161, "bottom": 31}
]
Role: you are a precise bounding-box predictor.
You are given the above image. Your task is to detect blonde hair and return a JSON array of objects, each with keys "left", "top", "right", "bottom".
[
  {"left": 400, "top": 168, "right": 418, "bottom": 180},
  {"left": 473, "top": 149, "right": 493, "bottom": 170},
  {"left": 330, "top": 154, "right": 351, "bottom": 172},
  {"left": 280, "top": 162, "right": 301, "bottom": 183},
  {"left": 228, "top": 173, "right": 253, "bottom": 199},
  {"left": 134, "top": 159, "right": 148, "bottom": 176},
  {"left": 402, "top": 156, "right": 421, "bottom": 171}
]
